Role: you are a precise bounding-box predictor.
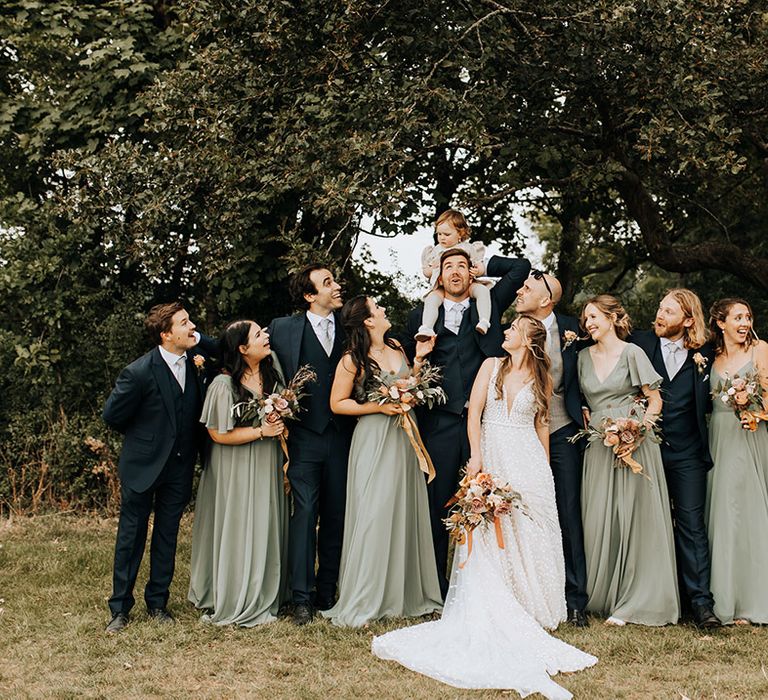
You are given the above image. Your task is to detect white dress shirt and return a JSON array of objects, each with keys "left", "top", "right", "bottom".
[
  {"left": 443, "top": 298, "right": 471, "bottom": 334},
  {"left": 306, "top": 310, "right": 336, "bottom": 355},
  {"left": 541, "top": 311, "right": 556, "bottom": 336},
  {"left": 661, "top": 337, "right": 687, "bottom": 379},
  {"left": 158, "top": 345, "right": 187, "bottom": 390}
]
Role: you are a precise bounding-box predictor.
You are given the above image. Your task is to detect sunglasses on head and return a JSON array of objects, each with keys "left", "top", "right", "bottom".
[{"left": 531, "top": 269, "right": 552, "bottom": 300}]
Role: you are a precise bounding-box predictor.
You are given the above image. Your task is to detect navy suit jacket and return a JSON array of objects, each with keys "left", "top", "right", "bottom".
[
  {"left": 267, "top": 310, "right": 355, "bottom": 435},
  {"left": 102, "top": 335, "right": 217, "bottom": 493},
  {"left": 267, "top": 310, "right": 342, "bottom": 384},
  {"left": 630, "top": 330, "right": 714, "bottom": 468},
  {"left": 402, "top": 255, "right": 531, "bottom": 412},
  {"left": 554, "top": 312, "right": 589, "bottom": 427}
]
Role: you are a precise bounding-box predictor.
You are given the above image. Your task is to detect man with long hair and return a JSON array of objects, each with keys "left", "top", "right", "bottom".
[{"left": 631, "top": 288, "right": 721, "bottom": 628}]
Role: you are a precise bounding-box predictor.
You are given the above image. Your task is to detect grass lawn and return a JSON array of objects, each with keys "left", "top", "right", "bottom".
[{"left": 0, "top": 514, "right": 766, "bottom": 699}]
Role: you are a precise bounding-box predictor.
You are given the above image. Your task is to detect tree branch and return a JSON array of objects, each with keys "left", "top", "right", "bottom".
[{"left": 616, "top": 168, "right": 768, "bottom": 291}]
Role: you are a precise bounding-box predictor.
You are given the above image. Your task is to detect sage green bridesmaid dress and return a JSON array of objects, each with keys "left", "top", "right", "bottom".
[
  {"left": 188, "top": 372, "right": 289, "bottom": 626},
  {"left": 578, "top": 343, "right": 680, "bottom": 625},
  {"left": 322, "top": 359, "right": 442, "bottom": 627},
  {"left": 707, "top": 359, "right": 768, "bottom": 624}
]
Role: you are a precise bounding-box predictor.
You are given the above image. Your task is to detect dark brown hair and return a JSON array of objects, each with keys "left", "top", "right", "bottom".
[
  {"left": 145, "top": 301, "right": 184, "bottom": 345},
  {"left": 439, "top": 247, "right": 472, "bottom": 274},
  {"left": 289, "top": 263, "right": 330, "bottom": 311},
  {"left": 709, "top": 298, "right": 757, "bottom": 356},
  {"left": 219, "top": 320, "right": 280, "bottom": 410},
  {"left": 341, "top": 295, "right": 398, "bottom": 392}
]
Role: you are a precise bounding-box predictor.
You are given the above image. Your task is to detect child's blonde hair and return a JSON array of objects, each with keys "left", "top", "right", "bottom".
[{"left": 435, "top": 209, "right": 471, "bottom": 242}]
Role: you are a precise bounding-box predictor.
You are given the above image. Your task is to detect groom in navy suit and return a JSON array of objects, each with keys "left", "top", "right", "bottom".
[
  {"left": 268, "top": 264, "right": 355, "bottom": 625},
  {"left": 102, "top": 302, "right": 216, "bottom": 633},
  {"left": 514, "top": 271, "right": 589, "bottom": 626},
  {"left": 404, "top": 249, "right": 530, "bottom": 597},
  {"left": 631, "top": 288, "right": 720, "bottom": 628}
]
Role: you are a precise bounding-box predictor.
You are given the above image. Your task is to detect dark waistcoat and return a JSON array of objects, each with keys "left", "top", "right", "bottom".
[
  {"left": 430, "top": 322, "right": 485, "bottom": 415},
  {"left": 298, "top": 321, "right": 341, "bottom": 434},
  {"left": 660, "top": 358, "right": 703, "bottom": 463},
  {"left": 170, "top": 370, "right": 201, "bottom": 464}
]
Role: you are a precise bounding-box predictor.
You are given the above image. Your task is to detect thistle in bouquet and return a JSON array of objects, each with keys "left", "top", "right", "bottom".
[
  {"left": 444, "top": 469, "right": 529, "bottom": 568},
  {"left": 569, "top": 400, "right": 660, "bottom": 478},
  {"left": 232, "top": 364, "right": 317, "bottom": 491},
  {"left": 364, "top": 359, "right": 447, "bottom": 481},
  {"left": 711, "top": 371, "right": 768, "bottom": 431}
]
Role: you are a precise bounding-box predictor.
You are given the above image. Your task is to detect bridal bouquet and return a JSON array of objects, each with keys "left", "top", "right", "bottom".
[
  {"left": 232, "top": 364, "right": 317, "bottom": 493},
  {"left": 711, "top": 371, "right": 768, "bottom": 431},
  {"left": 570, "top": 401, "right": 659, "bottom": 478},
  {"left": 444, "top": 470, "right": 529, "bottom": 568},
  {"left": 365, "top": 361, "right": 446, "bottom": 482}
]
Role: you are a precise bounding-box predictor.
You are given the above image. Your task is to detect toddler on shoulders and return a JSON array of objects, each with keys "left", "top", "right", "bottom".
[{"left": 415, "top": 209, "right": 492, "bottom": 342}]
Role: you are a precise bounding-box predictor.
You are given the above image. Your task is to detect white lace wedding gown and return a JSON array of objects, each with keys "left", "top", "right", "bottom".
[{"left": 372, "top": 360, "right": 597, "bottom": 699}]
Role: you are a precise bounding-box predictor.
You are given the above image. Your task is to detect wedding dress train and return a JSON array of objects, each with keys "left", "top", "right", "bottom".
[{"left": 372, "top": 360, "right": 597, "bottom": 699}]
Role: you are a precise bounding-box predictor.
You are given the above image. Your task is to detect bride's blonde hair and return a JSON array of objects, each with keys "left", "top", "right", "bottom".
[{"left": 494, "top": 315, "right": 552, "bottom": 424}]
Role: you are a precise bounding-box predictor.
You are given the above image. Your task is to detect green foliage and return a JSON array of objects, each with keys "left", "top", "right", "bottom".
[{"left": 2, "top": 1, "right": 767, "bottom": 509}]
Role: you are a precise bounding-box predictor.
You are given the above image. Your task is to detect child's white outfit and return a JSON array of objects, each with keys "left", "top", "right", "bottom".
[{"left": 417, "top": 241, "right": 493, "bottom": 341}]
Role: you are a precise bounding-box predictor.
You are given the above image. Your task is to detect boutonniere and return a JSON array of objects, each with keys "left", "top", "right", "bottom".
[
  {"left": 192, "top": 354, "right": 206, "bottom": 375},
  {"left": 562, "top": 330, "right": 580, "bottom": 349},
  {"left": 692, "top": 352, "right": 708, "bottom": 375}
]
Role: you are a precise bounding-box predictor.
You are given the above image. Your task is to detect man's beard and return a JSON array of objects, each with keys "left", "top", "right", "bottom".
[{"left": 655, "top": 320, "right": 686, "bottom": 339}]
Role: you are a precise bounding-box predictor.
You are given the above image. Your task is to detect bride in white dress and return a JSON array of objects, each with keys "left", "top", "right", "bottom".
[{"left": 372, "top": 316, "right": 597, "bottom": 700}]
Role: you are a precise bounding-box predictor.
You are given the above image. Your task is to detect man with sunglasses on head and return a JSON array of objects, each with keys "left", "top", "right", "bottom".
[
  {"left": 403, "top": 246, "right": 530, "bottom": 599},
  {"left": 515, "top": 270, "right": 590, "bottom": 627}
]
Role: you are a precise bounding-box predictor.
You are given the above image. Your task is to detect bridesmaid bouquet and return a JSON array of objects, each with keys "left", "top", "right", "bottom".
[
  {"left": 365, "top": 361, "right": 447, "bottom": 483},
  {"left": 711, "top": 372, "right": 768, "bottom": 431},
  {"left": 232, "top": 364, "right": 318, "bottom": 493},
  {"left": 570, "top": 402, "right": 659, "bottom": 478},
  {"left": 232, "top": 364, "right": 317, "bottom": 425},
  {"left": 444, "top": 471, "right": 529, "bottom": 569},
  {"left": 365, "top": 360, "right": 447, "bottom": 411}
]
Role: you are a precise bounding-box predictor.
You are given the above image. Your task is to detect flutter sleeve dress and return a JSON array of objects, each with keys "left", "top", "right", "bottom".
[
  {"left": 188, "top": 370, "right": 289, "bottom": 626},
  {"left": 578, "top": 343, "right": 679, "bottom": 625}
]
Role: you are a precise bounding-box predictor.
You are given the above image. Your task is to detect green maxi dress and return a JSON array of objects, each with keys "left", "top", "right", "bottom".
[
  {"left": 578, "top": 343, "right": 680, "bottom": 625},
  {"left": 322, "top": 360, "right": 443, "bottom": 627},
  {"left": 707, "top": 359, "right": 768, "bottom": 624},
  {"left": 188, "top": 373, "right": 289, "bottom": 626}
]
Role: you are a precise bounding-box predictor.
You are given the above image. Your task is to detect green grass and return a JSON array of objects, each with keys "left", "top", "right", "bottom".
[{"left": 1, "top": 515, "right": 767, "bottom": 699}]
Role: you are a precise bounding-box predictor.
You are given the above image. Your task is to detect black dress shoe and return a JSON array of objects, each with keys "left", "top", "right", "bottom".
[
  {"left": 567, "top": 608, "right": 589, "bottom": 628},
  {"left": 106, "top": 612, "right": 129, "bottom": 634},
  {"left": 277, "top": 602, "right": 295, "bottom": 618},
  {"left": 292, "top": 603, "right": 315, "bottom": 626},
  {"left": 314, "top": 596, "right": 335, "bottom": 612},
  {"left": 147, "top": 607, "right": 175, "bottom": 624},
  {"left": 692, "top": 604, "right": 721, "bottom": 629}
]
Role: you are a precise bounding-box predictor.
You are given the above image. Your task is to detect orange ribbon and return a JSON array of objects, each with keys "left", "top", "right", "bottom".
[
  {"left": 399, "top": 411, "right": 436, "bottom": 483},
  {"left": 458, "top": 517, "right": 505, "bottom": 569},
  {"left": 279, "top": 431, "right": 291, "bottom": 495},
  {"left": 740, "top": 409, "right": 768, "bottom": 431}
]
